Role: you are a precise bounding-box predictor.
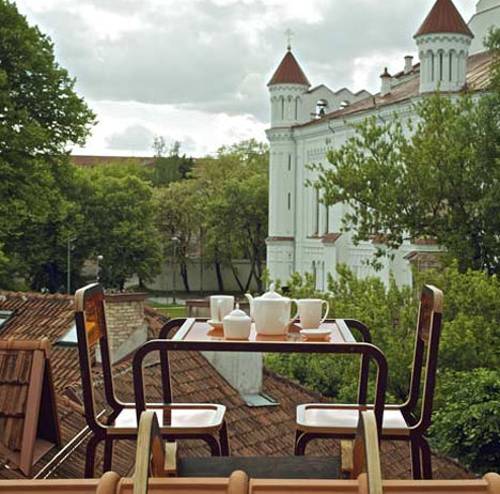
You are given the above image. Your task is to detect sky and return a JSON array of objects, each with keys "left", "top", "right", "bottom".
[{"left": 15, "top": 0, "right": 477, "bottom": 157}]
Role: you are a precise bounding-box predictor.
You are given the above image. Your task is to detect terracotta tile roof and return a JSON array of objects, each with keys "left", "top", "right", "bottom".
[
  {"left": 268, "top": 50, "right": 310, "bottom": 87},
  {"left": 415, "top": 0, "right": 473, "bottom": 38},
  {"left": 0, "top": 291, "right": 472, "bottom": 481},
  {"left": 0, "top": 339, "right": 60, "bottom": 476},
  {"left": 296, "top": 51, "right": 492, "bottom": 130},
  {"left": 322, "top": 233, "right": 342, "bottom": 244},
  {"left": 0, "top": 349, "right": 33, "bottom": 451}
]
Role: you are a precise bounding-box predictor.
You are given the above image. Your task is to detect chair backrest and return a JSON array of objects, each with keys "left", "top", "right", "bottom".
[
  {"left": 74, "top": 283, "right": 121, "bottom": 432},
  {"left": 403, "top": 284, "right": 443, "bottom": 430}
]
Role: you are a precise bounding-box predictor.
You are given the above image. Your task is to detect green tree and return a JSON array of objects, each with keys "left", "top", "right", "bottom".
[
  {"left": 314, "top": 30, "right": 500, "bottom": 274},
  {"left": 0, "top": 0, "right": 95, "bottom": 289},
  {"left": 152, "top": 138, "right": 194, "bottom": 186},
  {"left": 156, "top": 179, "right": 202, "bottom": 292},
  {"left": 431, "top": 369, "right": 500, "bottom": 474},
  {"left": 194, "top": 140, "right": 269, "bottom": 292},
  {"left": 81, "top": 169, "right": 162, "bottom": 290}
]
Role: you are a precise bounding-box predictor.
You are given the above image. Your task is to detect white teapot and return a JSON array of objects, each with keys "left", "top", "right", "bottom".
[{"left": 245, "top": 283, "right": 298, "bottom": 336}]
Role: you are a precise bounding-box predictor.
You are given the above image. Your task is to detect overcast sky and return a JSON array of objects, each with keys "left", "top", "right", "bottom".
[{"left": 16, "top": 0, "right": 476, "bottom": 157}]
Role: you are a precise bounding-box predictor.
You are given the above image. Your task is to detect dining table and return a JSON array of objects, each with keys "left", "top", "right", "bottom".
[{"left": 132, "top": 317, "right": 388, "bottom": 435}]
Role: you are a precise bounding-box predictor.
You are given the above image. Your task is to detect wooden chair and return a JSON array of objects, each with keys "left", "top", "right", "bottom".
[
  {"left": 74, "top": 283, "right": 229, "bottom": 478},
  {"left": 1, "top": 410, "right": 500, "bottom": 493},
  {"left": 295, "top": 284, "right": 444, "bottom": 480},
  {"left": 129, "top": 410, "right": 248, "bottom": 494}
]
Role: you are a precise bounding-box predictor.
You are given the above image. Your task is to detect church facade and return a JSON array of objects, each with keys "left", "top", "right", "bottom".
[{"left": 266, "top": 0, "right": 499, "bottom": 289}]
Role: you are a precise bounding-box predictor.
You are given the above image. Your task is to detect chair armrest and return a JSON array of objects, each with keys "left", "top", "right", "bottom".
[{"left": 351, "top": 410, "right": 383, "bottom": 494}]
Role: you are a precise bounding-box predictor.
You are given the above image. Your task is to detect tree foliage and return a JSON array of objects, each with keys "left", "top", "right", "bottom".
[
  {"left": 80, "top": 167, "right": 163, "bottom": 290},
  {"left": 0, "top": 0, "right": 95, "bottom": 289},
  {"left": 431, "top": 369, "right": 500, "bottom": 474},
  {"left": 314, "top": 30, "right": 500, "bottom": 275},
  {"left": 156, "top": 139, "right": 268, "bottom": 292}
]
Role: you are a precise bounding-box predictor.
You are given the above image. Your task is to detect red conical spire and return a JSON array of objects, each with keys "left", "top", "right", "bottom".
[
  {"left": 415, "top": 0, "right": 473, "bottom": 37},
  {"left": 268, "top": 49, "right": 310, "bottom": 87}
]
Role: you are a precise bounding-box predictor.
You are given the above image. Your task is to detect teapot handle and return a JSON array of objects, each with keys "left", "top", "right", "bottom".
[{"left": 288, "top": 299, "right": 299, "bottom": 326}]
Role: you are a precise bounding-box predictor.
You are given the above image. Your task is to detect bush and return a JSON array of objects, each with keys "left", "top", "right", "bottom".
[{"left": 430, "top": 369, "right": 500, "bottom": 474}]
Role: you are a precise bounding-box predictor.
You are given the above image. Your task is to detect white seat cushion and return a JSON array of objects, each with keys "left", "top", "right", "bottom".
[
  {"left": 297, "top": 405, "right": 409, "bottom": 436},
  {"left": 109, "top": 404, "right": 226, "bottom": 435}
]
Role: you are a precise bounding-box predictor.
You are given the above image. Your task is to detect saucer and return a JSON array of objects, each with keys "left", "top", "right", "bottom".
[
  {"left": 300, "top": 328, "right": 332, "bottom": 340},
  {"left": 207, "top": 320, "right": 224, "bottom": 330}
]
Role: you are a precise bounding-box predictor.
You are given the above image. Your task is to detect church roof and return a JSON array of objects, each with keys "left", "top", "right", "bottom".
[
  {"left": 268, "top": 50, "right": 310, "bottom": 87},
  {"left": 415, "top": 0, "right": 473, "bottom": 37},
  {"left": 296, "top": 51, "right": 492, "bottom": 130}
]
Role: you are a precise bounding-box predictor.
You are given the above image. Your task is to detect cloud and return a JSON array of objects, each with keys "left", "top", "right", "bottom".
[
  {"left": 15, "top": 0, "right": 477, "bottom": 155},
  {"left": 106, "top": 124, "right": 155, "bottom": 152}
]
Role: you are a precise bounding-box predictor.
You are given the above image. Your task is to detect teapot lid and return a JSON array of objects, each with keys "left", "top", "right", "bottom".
[
  {"left": 224, "top": 303, "right": 251, "bottom": 319},
  {"left": 260, "top": 283, "right": 283, "bottom": 300}
]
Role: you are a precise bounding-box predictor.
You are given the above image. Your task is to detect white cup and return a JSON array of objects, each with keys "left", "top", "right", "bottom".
[
  {"left": 297, "top": 299, "right": 329, "bottom": 329},
  {"left": 210, "top": 295, "right": 235, "bottom": 323}
]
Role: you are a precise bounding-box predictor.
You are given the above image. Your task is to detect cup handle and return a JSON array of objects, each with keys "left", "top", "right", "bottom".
[
  {"left": 288, "top": 299, "right": 299, "bottom": 326},
  {"left": 321, "top": 300, "right": 330, "bottom": 325}
]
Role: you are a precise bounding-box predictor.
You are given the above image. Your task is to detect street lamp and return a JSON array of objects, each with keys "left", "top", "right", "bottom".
[
  {"left": 96, "top": 255, "right": 104, "bottom": 283},
  {"left": 171, "top": 236, "right": 179, "bottom": 304},
  {"left": 66, "top": 236, "right": 76, "bottom": 294}
]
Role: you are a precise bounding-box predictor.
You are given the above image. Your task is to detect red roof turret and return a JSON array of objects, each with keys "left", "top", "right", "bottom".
[
  {"left": 268, "top": 49, "right": 310, "bottom": 87},
  {"left": 415, "top": 0, "right": 473, "bottom": 37}
]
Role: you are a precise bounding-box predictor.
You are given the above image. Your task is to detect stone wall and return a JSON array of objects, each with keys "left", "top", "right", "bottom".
[{"left": 104, "top": 293, "right": 148, "bottom": 362}]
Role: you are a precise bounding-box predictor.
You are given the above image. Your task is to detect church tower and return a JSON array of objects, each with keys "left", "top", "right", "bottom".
[
  {"left": 415, "top": 0, "right": 474, "bottom": 93},
  {"left": 266, "top": 46, "right": 310, "bottom": 284}
]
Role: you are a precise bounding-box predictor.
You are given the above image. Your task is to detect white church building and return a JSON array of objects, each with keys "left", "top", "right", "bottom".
[{"left": 266, "top": 0, "right": 498, "bottom": 289}]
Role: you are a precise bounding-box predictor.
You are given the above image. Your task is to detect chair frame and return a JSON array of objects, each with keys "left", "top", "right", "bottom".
[
  {"left": 75, "top": 283, "right": 229, "bottom": 478},
  {"left": 295, "top": 284, "right": 444, "bottom": 480}
]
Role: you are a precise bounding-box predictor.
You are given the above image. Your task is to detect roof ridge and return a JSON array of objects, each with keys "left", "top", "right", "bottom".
[{"left": 0, "top": 290, "right": 73, "bottom": 303}]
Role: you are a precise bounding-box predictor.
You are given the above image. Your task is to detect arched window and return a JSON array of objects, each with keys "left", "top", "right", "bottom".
[
  {"left": 294, "top": 97, "right": 299, "bottom": 120},
  {"left": 449, "top": 50, "right": 455, "bottom": 82},
  {"left": 314, "top": 188, "right": 320, "bottom": 235},
  {"left": 439, "top": 51, "right": 444, "bottom": 82},
  {"left": 431, "top": 52, "right": 435, "bottom": 82},
  {"left": 281, "top": 97, "right": 285, "bottom": 120}
]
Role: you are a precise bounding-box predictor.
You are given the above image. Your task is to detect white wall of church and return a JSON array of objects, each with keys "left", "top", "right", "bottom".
[{"left": 469, "top": 0, "right": 500, "bottom": 54}]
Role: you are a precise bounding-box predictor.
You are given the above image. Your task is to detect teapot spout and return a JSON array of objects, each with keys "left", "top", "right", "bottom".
[{"left": 245, "top": 293, "right": 254, "bottom": 318}]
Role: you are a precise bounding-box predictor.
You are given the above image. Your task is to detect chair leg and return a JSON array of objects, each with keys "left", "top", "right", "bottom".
[
  {"left": 294, "top": 432, "right": 310, "bottom": 456},
  {"left": 85, "top": 435, "right": 101, "bottom": 478},
  {"left": 202, "top": 434, "right": 222, "bottom": 456},
  {"left": 410, "top": 438, "right": 422, "bottom": 480},
  {"left": 419, "top": 437, "right": 433, "bottom": 480},
  {"left": 219, "top": 421, "right": 230, "bottom": 456},
  {"left": 103, "top": 438, "right": 114, "bottom": 472}
]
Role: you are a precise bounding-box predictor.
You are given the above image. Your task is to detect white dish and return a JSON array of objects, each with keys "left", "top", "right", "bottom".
[
  {"left": 300, "top": 328, "right": 331, "bottom": 340},
  {"left": 207, "top": 319, "right": 224, "bottom": 330}
]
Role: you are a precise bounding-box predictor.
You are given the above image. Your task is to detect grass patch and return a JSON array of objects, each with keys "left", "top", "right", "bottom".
[{"left": 148, "top": 301, "right": 187, "bottom": 319}]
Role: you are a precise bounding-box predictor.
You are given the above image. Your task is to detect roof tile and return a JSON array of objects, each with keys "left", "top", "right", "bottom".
[{"left": 268, "top": 50, "right": 310, "bottom": 87}]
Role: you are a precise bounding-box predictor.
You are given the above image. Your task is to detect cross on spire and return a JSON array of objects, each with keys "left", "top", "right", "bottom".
[{"left": 285, "top": 28, "right": 294, "bottom": 51}]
